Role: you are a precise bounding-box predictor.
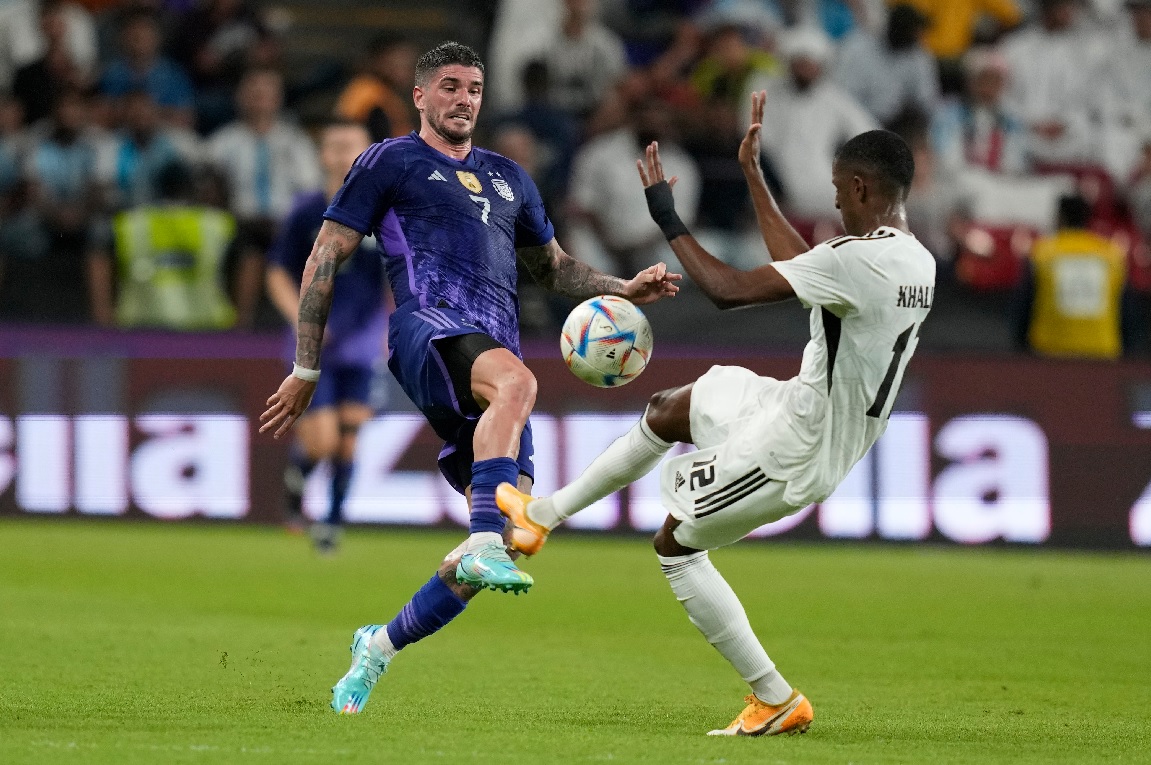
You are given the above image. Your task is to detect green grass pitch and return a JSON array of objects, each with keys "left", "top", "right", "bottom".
[{"left": 1, "top": 520, "right": 1148, "bottom": 764}]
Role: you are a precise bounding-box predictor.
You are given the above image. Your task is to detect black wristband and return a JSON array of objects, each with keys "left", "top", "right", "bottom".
[{"left": 644, "top": 181, "right": 690, "bottom": 241}]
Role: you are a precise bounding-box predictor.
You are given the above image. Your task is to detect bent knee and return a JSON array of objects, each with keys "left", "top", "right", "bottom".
[
  {"left": 647, "top": 387, "right": 674, "bottom": 416},
  {"left": 653, "top": 520, "right": 701, "bottom": 558},
  {"left": 645, "top": 384, "right": 692, "bottom": 444},
  {"left": 494, "top": 369, "right": 537, "bottom": 410},
  {"left": 652, "top": 526, "right": 681, "bottom": 557}
]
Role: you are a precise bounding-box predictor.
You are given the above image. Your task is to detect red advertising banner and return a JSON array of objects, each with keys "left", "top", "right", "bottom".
[{"left": 1, "top": 328, "right": 1149, "bottom": 549}]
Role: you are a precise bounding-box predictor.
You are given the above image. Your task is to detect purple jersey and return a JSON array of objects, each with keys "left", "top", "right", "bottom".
[
  {"left": 323, "top": 132, "right": 555, "bottom": 356},
  {"left": 268, "top": 190, "right": 387, "bottom": 367}
]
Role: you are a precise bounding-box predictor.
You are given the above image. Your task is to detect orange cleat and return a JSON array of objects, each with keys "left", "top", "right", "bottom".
[
  {"left": 495, "top": 482, "right": 550, "bottom": 556},
  {"left": 706, "top": 689, "right": 813, "bottom": 737}
]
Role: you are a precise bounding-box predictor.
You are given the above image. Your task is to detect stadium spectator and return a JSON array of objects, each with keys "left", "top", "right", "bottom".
[
  {"left": 1000, "top": 0, "right": 1107, "bottom": 166},
  {"left": 490, "top": 122, "right": 550, "bottom": 207},
  {"left": 689, "top": 21, "right": 778, "bottom": 114},
  {"left": 759, "top": 26, "right": 876, "bottom": 224},
  {"left": 169, "top": 0, "right": 270, "bottom": 134},
  {"left": 700, "top": 0, "right": 874, "bottom": 39},
  {"left": 567, "top": 93, "right": 700, "bottom": 275},
  {"left": 0, "top": 0, "right": 97, "bottom": 93},
  {"left": 897, "top": 111, "right": 966, "bottom": 262},
  {"left": 834, "top": 4, "right": 939, "bottom": 128},
  {"left": 334, "top": 33, "right": 418, "bottom": 142},
  {"left": 0, "top": 86, "right": 102, "bottom": 322},
  {"left": 86, "top": 160, "right": 250, "bottom": 329},
  {"left": 1099, "top": 0, "right": 1151, "bottom": 181},
  {"left": 544, "top": 0, "right": 628, "bottom": 121},
  {"left": 94, "top": 89, "right": 202, "bottom": 210},
  {"left": 898, "top": 0, "right": 1022, "bottom": 92},
  {"left": 492, "top": 60, "right": 578, "bottom": 208},
  {"left": 1128, "top": 137, "right": 1151, "bottom": 239},
  {"left": 11, "top": 0, "right": 94, "bottom": 126},
  {"left": 100, "top": 7, "right": 195, "bottom": 129},
  {"left": 931, "top": 47, "right": 1028, "bottom": 178},
  {"left": 694, "top": 0, "right": 782, "bottom": 41},
  {"left": 206, "top": 67, "right": 320, "bottom": 228},
  {"left": 206, "top": 67, "right": 318, "bottom": 329},
  {"left": 1014, "top": 194, "right": 1132, "bottom": 358},
  {"left": 680, "top": 21, "right": 778, "bottom": 231},
  {"left": 485, "top": 0, "right": 562, "bottom": 112}
]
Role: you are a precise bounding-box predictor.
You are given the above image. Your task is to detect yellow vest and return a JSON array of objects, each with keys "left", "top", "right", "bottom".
[
  {"left": 1028, "top": 230, "right": 1126, "bottom": 359},
  {"left": 113, "top": 206, "right": 237, "bottom": 330}
]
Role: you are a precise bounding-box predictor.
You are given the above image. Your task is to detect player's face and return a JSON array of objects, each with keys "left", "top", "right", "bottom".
[
  {"left": 415, "top": 66, "right": 484, "bottom": 145},
  {"left": 320, "top": 124, "right": 372, "bottom": 181}
]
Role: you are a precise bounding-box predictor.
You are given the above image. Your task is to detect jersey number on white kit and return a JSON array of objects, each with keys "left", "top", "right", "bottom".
[
  {"left": 469, "top": 195, "right": 491, "bottom": 224},
  {"left": 866, "top": 322, "right": 919, "bottom": 418}
]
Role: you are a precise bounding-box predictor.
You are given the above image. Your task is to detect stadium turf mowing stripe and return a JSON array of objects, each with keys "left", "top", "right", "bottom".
[{"left": 0, "top": 519, "right": 1148, "bottom": 765}]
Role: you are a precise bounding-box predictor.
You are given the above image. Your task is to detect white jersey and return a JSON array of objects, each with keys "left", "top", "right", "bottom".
[{"left": 759, "top": 226, "right": 936, "bottom": 506}]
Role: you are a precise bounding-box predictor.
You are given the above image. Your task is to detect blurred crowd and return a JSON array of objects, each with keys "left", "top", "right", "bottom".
[{"left": 0, "top": 0, "right": 1149, "bottom": 358}]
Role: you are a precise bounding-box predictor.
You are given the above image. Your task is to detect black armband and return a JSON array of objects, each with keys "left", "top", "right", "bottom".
[{"left": 644, "top": 181, "right": 690, "bottom": 241}]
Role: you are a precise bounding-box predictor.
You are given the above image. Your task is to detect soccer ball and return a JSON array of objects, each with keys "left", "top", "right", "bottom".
[{"left": 560, "top": 295, "right": 653, "bottom": 388}]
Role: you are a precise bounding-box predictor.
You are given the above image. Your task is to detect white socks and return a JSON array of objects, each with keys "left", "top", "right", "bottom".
[
  {"left": 529, "top": 414, "right": 673, "bottom": 530},
  {"left": 464, "top": 531, "right": 504, "bottom": 553},
  {"left": 658, "top": 551, "right": 792, "bottom": 705},
  {"left": 370, "top": 626, "right": 399, "bottom": 659}
]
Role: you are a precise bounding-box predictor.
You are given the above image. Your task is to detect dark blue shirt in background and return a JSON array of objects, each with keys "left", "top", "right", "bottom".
[{"left": 268, "top": 190, "right": 387, "bottom": 367}]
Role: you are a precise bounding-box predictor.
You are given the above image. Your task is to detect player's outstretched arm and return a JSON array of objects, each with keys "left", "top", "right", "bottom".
[
  {"left": 739, "top": 90, "right": 809, "bottom": 264},
  {"left": 260, "top": 220, "right": 364, "bottom": 438},
  {"left": 639, "top": 142, "right": 795, "bottom": 310},
  {"left": 517, "top": 238, "right": 681, "bottom": 306}
]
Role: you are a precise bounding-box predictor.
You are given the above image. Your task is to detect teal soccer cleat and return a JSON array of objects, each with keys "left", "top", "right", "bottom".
[
  {"left": 455, "top": 543, "right": 534, "bottom": 594},
  {"left": 330, "top": 625, "right": 390, "bottom": 714}
]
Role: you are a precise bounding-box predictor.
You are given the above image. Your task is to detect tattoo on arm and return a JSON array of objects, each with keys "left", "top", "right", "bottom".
[
  {"left": 295, "top": 221, "right": 363, "bottom": 369},
  {"left": 517, "top": 239, "right": 625, "bottom": 300}
]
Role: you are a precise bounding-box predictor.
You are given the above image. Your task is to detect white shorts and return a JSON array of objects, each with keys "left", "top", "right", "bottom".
[{"left": 661, "top": 365, "right": 806, "bottom": 550}]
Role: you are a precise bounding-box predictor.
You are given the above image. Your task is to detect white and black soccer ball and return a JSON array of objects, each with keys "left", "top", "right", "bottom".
[{"left": 560, "top": 295, "right": 653, "bottom": 388}]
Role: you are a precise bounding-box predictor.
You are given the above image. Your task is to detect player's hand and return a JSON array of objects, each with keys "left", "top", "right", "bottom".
[
  {"left": 259, "top": 375, "right": 317, "bottom": 439},
  {"left": 738, "top": 90, "right": 766, "bottom": 170},
  {"left": 622, "top": 261, "right": 682, "bottom": 305},
  {"left": 636, "top": 141, "right": 679, "bottom": 191}
]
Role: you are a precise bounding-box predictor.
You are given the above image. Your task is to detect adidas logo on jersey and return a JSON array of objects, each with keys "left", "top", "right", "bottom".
[{"left": 428, "top": 170, "right": 448, "bottom": 182}]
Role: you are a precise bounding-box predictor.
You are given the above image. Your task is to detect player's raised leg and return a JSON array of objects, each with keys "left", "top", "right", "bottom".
[
  {"left": 455, "top": 347, "right": 536, "bottom": 592},
  {"left": 496, "top": 385, "right": 687, "bottom": 554}
]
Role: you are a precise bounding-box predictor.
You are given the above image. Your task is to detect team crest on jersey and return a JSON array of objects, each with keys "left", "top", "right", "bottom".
[
  {"left": 492, "top": 177, "right": 515, "bottom": 202},
  {"left": 456, "top": 171, "right": 482, "bottom": 193}
]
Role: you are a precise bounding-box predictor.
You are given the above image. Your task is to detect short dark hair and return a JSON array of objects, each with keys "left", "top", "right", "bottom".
[
  {"left": 835, "top": 129, "right": 916, "bottom": 200},
  {"left": 1057, "top": 194, "right": 1092, "bottom": 229},
  {"left": 415, "top": 42, "right": 484, "bottom": 86}
]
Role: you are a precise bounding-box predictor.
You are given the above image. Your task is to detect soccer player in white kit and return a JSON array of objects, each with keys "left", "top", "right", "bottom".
[{"left": 497, "top": 91, "right": 937, "bottom": 737}]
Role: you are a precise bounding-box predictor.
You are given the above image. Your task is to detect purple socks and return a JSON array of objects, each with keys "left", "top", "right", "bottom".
[
  {"left": 385, "top": 574, "right": 468, "bottom": 650},
  {"left": 468, "top": 456, "right": 518, "bottom": 535}
]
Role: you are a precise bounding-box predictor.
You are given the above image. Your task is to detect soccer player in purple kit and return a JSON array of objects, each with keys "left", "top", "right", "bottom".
[
  {"left": 258, "top": 42, "right": 681, "bottom": 714},
  {"left": 265, "top": 120, "right": 387, "bottom": 553}
]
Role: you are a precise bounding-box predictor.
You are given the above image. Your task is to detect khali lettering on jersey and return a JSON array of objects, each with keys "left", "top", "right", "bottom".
[{"left": 896, "top": 285, "right": 933, "bottom": 309}]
